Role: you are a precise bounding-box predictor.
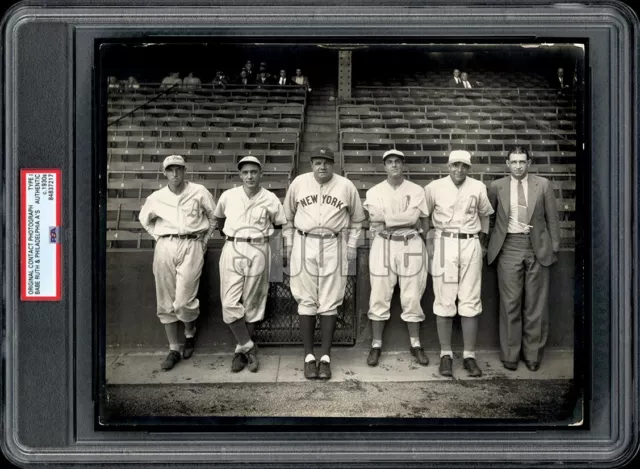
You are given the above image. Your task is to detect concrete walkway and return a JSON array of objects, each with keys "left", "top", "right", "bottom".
[{"left": 106, "top": 347, "right": 573, "bottom": 385}]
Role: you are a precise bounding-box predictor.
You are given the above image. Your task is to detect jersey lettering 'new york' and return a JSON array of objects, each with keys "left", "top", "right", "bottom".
[
  {"left": 284, "top": 172, "right": 366, "bottom": 233},
  {"left": 424, "top": 176, "right": 494, "bottom": 234}
]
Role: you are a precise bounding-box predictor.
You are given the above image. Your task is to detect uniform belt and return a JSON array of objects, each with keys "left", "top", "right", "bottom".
[
  {"left": 440, "top": 232, "right": 477, "bottom": 239},
  {"left": 297, "top": 229, "right": 338, "bottom": 239},
  {"left": 162, "top": 234, "right": 199, "bottom": 239},
  {"left": 226, "top": 236, "right": 269, "bottom": 243},
  {"left": 378, "top": 232, "right": 417, "bottom": 242},
  {"left": 506, "top": 232, "right": 530, "bottom": 236}
]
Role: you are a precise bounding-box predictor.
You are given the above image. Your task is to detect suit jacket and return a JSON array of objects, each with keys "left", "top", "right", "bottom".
[
  {"left": 276, "top": 77, "right": 292, "bottom": 86},
  {"left": 552, "top": 75, "right": 568, "bottom": 89},
  {"left": 448, "top": 78, "right": 463, "bottom": 88},
  {"left": 256, "top": 75, "right": 274, "bottom": 86},
  {"left": 236, "top": 75, "right": 254, "bottom": 86},
  {"left": 487, "top": 175, "right": 560, "bottom": 267}
]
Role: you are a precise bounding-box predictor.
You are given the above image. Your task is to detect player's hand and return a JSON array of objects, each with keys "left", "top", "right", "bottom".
[
  {"left": 201, "top": 239, "right": 208, "bottom": 252},
  {"left": 346, "top": 246, "right": 357, "bottom": 261},
  {"left": 478, "top": 233, "right": 488, "bottom": 257}
]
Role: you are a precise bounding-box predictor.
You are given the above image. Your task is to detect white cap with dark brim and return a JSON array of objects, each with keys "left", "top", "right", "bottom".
[
  {"left": 382, "top": 149, "right": 405, "bottom": 162},
  {"left": 237, "top": 155, "right": 263, "bottom": 171},
  {"left": 448, "top": 150, "right": 472, "bottom": 166},
  {"left": 162, "top": 154, "right": 186, "bottom": 169}
]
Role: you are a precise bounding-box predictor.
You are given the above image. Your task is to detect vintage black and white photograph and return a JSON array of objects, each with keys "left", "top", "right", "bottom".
[{"left": 101, "top": 41, "right": 584, "bottom": 423}]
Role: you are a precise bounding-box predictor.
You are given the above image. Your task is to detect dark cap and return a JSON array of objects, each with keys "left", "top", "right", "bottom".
[{"left": 310, "top": 147, "right": 335, "bottom": 162}]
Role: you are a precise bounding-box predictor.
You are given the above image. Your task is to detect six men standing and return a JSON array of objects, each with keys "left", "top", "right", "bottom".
[{"left": 139, "top": 145, "right": 560, "bottom": 377}]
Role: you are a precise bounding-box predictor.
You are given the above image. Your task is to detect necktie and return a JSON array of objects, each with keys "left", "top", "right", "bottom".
[
  {"left": 465, "top": 81, "right": 470, "bottom": 89},
  {"left": 280, "top": 78, "right": 284, "bottom": 85},
  {"left": 517, "top": 180, "right": 527, "bottom": 228}
]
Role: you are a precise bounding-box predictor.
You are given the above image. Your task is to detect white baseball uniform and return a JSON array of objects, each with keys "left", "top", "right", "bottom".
[
  {"left": 424, "top": 175, "right": 494, "bottom": 317},
  {"left": 364, "top": 179, "right": 429, "bottom": 322},
  {"left": 214, "top": 185, "right": 287, "bottom": 325},
  {"left": 139, "top": 181, "right": 216, "bottom": 324},
  {"left": 283, "top": 172, "right": 365, "bottom": 316}
]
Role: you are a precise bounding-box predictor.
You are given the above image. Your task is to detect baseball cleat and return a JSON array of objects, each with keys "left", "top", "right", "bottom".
[
  {"left": 161, "top": 350, "right": 181, "bottom": 371},
  {"left": 463, "top": 357, "right": 483, "bottom": 377},
  {"left": 304, "top": 359, "right": 318, "bottom": 379},
  {"left": 410, "top": 346, "right": 429, "bottom": 366},
  {"left": 439, "top": 355, "right": 453, "bottom": 377},
  {"left": 367, "top": 347, "right": 381, "bottom": 366},
  {"left": 231, "top": 352, "right": 247, "bottom": 372},
  {"left": 246, "top": 345, "right": 259, "bottom": 373},
  {"left": 183, "top": 335, "right": 196, "bottom": 359},
  {"left": 524, "top": 361, "right": 540, "bottom": 372},
  {"left": 502, "top": 361, "right": 518, "bottom": 371},
  {"left": 317, "top": 361, "right": 331, "bottom": 380}
]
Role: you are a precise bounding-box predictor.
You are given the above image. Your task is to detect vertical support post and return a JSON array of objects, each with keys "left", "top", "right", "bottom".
[{"left": 338, "top": 50, "right": 352, "bottom": 99}]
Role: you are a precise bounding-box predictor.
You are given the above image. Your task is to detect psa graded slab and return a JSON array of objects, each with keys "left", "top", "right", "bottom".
[{"left": 1, "top": 1, "right": 638, "bottom": 468}]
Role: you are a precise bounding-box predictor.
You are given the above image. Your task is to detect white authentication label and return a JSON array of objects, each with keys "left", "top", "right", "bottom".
[{"left": 21, "top": 169, "right": 62, "bottom": 301}]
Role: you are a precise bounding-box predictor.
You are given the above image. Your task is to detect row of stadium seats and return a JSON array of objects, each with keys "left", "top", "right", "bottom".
[
  {"left": 339, "top": 125, "right": 576, "bottom": 138},
  {"left": 107, "top": 148, "right": 296, "bottom": 165}
]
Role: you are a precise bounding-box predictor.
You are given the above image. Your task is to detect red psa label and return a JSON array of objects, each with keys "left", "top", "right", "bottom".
[{"left": 21, "top": 169, "right": 62, "bottom": 301}]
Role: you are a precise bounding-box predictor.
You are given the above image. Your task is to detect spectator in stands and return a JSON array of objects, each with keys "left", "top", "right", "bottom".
[
  {"left": 213, "top": 71, "right": 228, "bottom": 89},
  {"left": 259, "top": 62, "right": 271, "bottom": 78},
  {"left": 256, "top": 70, "right": 273, "bottom": 87},
  {"left": 107, "top": 76, "right": 121, "bottom": 91},
  {"left": 276, "top": 69, "right": 292, "bottom": 86},
  {"left": 237, "top": 69, "right": 253, "bottom": 86},
  {"left": 244, "top": 60, "right": 255, "bottom": 79},
  {"left": 161, "top": 72, "right": 182, "bottom": 89},
  {"left": 182, "top": 72, "right": 202, "bottom": 91},
  {"left": 293, "top": 68, "right": 311, "bottom": 92},
  {"left": 448, "top": 69, "right": 463, "bottom": 87},
  {"left": 553, "top": 68, "right": 570, "bottom": 92},
  {"left": 460, "top": 72, "right": 474, "bottom": 89},
  {"left": 125, "top": 76, "right": 140, "bottom": 90}
]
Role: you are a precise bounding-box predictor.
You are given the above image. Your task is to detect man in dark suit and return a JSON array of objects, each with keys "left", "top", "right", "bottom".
[
  {"left": 486, "top": 146, "right": 560, "bottom": 372},
  {"left": 552, "top": 68, "right": 570, "bottom": 91},
  {"left": 448, "top": 69, "right": 463, "bottom": 88},
  {"left": 237, "top": 69, "right": 253, "bottom": 86},
  {"left": 256, "top": 70, "right": 273, "bottom": 87},
  {"left": 276, "top": 69, "right": 292, "bottom": 86}
]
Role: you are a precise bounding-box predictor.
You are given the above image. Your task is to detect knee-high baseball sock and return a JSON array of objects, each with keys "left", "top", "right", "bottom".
[
  {"left": 406, "top": 321, "right": 421, "bottom": 348},
  {"left": 371, "top": 320, "right": 385, "bottom": 348},
  {"left": 299, "top": 315, "right": 315, "bottom": 358},
  {"left": 183, "top": 320, "right": 196, "bottom": 338},
  {"left": 246, "top": 321, "right": 257, "bottom": 339},
  {"left": 319, "top": 315, "right": 338, "bottom": 361},
  {"left": 436, "top": 316, "right": 453, "bottom": 357},
  {"left": 461, "top": 316, "right": 478, "bottom": 359},
  {"left": 164, "top": 322, "right": 180, "bottom": 352},
  {"left": 228, "top": 318, "right": 252, "bottom": 351}
]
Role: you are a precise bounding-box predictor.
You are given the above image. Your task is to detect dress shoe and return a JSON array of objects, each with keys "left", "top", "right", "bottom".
[
  {"left": 183, "top": 335, "right": 196, "bottom": 359},
  {"left": 439, "top": 355, "right": 453, "bottom": 377},
  {"left": 463, "top": 357, "right": 483, "bottom": 377},
  {"left": 231, "top": 352, "right": 247, "bottom": 372},
  {"left": 161, "top": 350, "right": 181, "bottom": 371},
  {"left": 525, "top": 361, "right": 540, "bottom": 372},
  {"left": 318, "top": 361, "right": 331, "bottom": 380},
  {"left": 246, "top": 345, "right": 259, "bottom": 373},
  {"left": 502, "top": 361, "right": 518, "bottom": 371},
  {"left": 304, "top": 359, "right": 318, "bottom": 379},
  {"left": 410, "top": 346, "right": 429, "bottom": 366},
  {"left": 367, "top": 347, "right": 381, "bottom": 366}
]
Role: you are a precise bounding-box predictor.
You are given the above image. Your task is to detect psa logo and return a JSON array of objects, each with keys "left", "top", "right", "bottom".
[{"left": 49, "top": 226, "right": 60, "bottom": 244}]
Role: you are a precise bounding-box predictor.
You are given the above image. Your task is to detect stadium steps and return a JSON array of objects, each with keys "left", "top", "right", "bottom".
[{"left": 299, "top": 85, "right": 339, "bottom": 169}]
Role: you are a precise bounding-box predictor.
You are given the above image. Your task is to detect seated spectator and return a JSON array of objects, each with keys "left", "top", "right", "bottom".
[
  {"left": 237, "top": 69, "right": 253, "bottom": 86},
  {"left": 244, "top": 61, "right": 255, "bottom": 79},
  {"left": 161, "top": 72, "right": 182, "bottom": 89},
  {"left": 213, "top": 71, "right": 228, "bottom": 89},
  {"left": 125, "top": 76, "right": 140, "bottom": 90},
  {"left": 259, "top": 62, "right": 271, "bottom": 77},
  {"left": 293, "top": 68, "right": 311, "bottom": 92},
  {"left": 448, "top": 69, "right": 462, "bottom": 87},
  {"left": 256, "top": 70, "right": 273, "bottom": 87},
  {"left": 460, "top": 72, "right": 474, "bottom": 89},
  {"left": 107, "top": 76, "right": 121, "bottom": 91},
  {"left": 182, "top": 72, "right": 202, "bottom": 91},
  {"left": 276, "top": 69, "right": 292, "bottom": 86},
  {"left": 552, "top": 67, "right": 570, "bottom": 91}
]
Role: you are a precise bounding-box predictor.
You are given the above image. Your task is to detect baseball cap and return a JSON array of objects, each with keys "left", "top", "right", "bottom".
[
  {"left": 310, "top": 147, "right": 335, "bottom": 162},
  {"left": 382, "top": 149, "right": 405, "bottom": 162},
  {"left": 162, "top": 154, "right": 186, "bottom": 169},
  {"left": 237, "top": 155, "right": 263, "bottom": 170},
  {"left": 448, "top": 150, "right": 472, "bottom": 166}
]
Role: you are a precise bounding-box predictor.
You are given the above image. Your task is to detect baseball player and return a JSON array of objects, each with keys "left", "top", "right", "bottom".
[
  {"left": 283, "top": 147, "right": 365, "bottom": 380},
  {"left": 213, "top": 156, "right": 287, "bottom": 373},
  {"left": 139, "top": 154, "right": 216, "bottom": 371},
  {"left": 363, "top": 149, "right": 430, "bottom": 367},
  {"left": 422, "top": 150, "right": 494, "bottom": 378}
]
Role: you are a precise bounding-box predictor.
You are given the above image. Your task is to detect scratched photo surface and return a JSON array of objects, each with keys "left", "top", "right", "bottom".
[{"left": 100, "top": 42, "right": 584, "bottom": 424}]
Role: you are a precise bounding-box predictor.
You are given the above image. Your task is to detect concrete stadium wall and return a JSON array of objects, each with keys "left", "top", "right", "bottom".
[{"left": 106, "top": 248, "right": 576, "bottom": 352}]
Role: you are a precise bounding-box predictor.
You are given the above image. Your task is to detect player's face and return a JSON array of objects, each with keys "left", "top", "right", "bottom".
[
  {"left": 384, "top": 155, "right": 404, "bottom": 178},
  {"left": 310, "top": 158, "right": 334, "bottom": 182},
  {"left": 448, "top": 162, "right": 469, "bottom": 185},
  {"left": 239, "top": 163, "right": 262, "bottom": 189},
  {"left": 164, "top": 166, "right": 185, "bottom": 187},
  {"left": 506, "top": 153, "right": 531, "bottom": 180}
]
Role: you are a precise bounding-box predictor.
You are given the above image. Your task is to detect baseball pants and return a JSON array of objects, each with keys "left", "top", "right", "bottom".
[
  {"left": 430, "top": 235, "right": 483, "bottom": 317},
  {"left": 153, "top": 236, "right": 204, "bottom": 324},
  {"left": 219, "top": 240, "right": 270, "bottom": 325},
  {"left": 368, "top": 235, "right": 427, "bottom": 322},
  {"left": 289, "top": 231, "right": 347, "bottom": 316}
]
